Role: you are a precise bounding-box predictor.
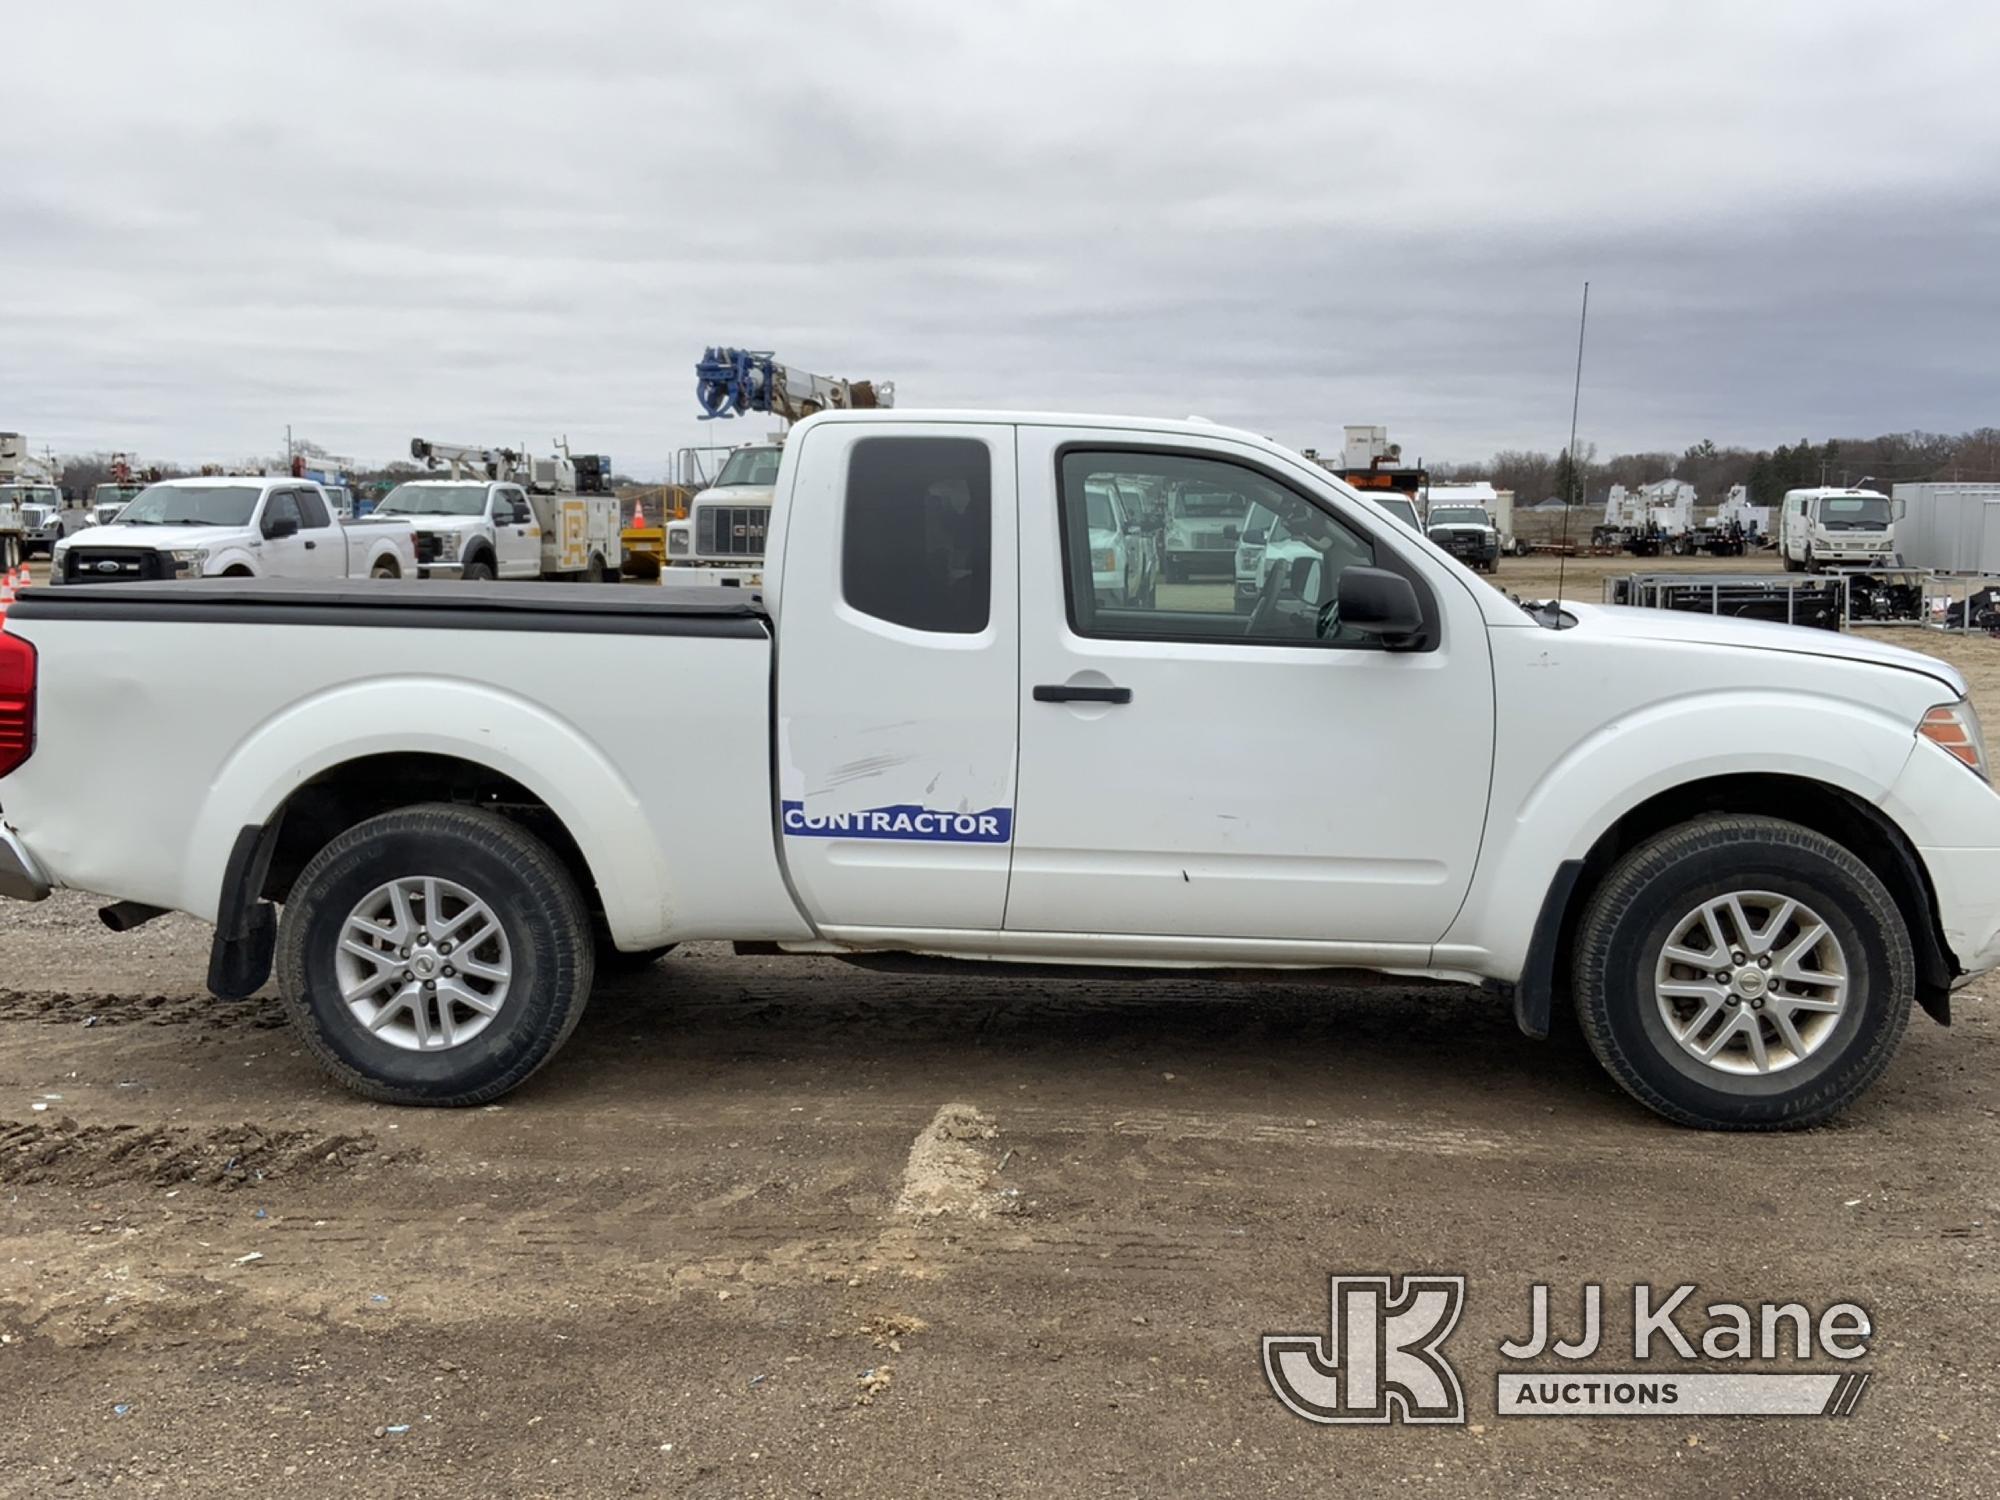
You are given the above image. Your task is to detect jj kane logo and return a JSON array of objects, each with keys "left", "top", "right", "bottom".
[{"left": 1265, "top": 1275, "right": 1873, "bottom": 1425}]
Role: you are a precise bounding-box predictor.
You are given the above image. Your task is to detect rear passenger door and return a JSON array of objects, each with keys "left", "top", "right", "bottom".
[{"left": 770, "top": 421, "right": 1019, "bottom": 935}]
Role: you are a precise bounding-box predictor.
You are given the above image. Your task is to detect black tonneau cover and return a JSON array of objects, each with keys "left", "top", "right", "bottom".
[{"left": 12, "top": 578, "right": 769, "bottom": 638}]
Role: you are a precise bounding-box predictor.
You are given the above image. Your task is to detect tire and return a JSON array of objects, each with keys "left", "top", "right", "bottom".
[
  {"left": 584, "top": 553, "right": 606, "bottom": 584},
  {"left": 370, "top": 559, "right": 399, "bottom": 579},
  {"left": 1572, "top": 815, "right": 1913, "bottom": 1130},
  {"left": 461, "top": 557, "right": 495, "bottom": 582},
  {"left": 275, "top": 803, "right": 595, "bottom": 1106},
  {"left": 1165, "top": 558, "right": 1183, "bottom": 585},
  {"left": 1783, "top": 551, "right": 1802, "bottom": 573}
]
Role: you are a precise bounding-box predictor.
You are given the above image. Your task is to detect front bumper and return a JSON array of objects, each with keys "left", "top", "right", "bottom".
[{"left": 0, "top": 824, "right": 51, "bottom": 902}]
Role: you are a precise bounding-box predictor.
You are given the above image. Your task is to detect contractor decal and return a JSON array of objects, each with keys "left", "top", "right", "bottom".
[{"left": 780, "top": 801, "right": 1013, "bottom": 843}]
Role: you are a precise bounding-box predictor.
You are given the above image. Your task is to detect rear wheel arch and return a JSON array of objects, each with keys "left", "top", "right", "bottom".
[{"left": 1515, "top": 773, "right": 1952, "bottom": 1038}]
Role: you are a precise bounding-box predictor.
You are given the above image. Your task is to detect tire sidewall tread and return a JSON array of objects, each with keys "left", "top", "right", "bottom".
[{"left": 1572, "top": 814, "right": 1914, "bottom": 1130}]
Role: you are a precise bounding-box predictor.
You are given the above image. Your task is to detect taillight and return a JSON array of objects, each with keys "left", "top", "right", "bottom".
[{"left": 0, "top": 629, "right": 35, "bottom": 778}]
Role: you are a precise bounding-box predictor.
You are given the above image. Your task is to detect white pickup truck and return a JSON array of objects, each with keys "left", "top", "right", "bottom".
[
  {"left": 50, "top": 476, "right": 418, "bottom": 583},
  {"left": 3, "top": 411, "right": 1996, "bottom": 1129}
]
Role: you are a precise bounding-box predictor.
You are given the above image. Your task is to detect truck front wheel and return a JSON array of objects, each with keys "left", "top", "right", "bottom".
[
  {"left": 275, "top": 804, "right": 595, "bottom": 1106},
  {"left": 1571, "top": 814, "right": 1913, "bottom": 1130},
  {"left": 461, "top": 557, "right": 495, "bottom": 582}
]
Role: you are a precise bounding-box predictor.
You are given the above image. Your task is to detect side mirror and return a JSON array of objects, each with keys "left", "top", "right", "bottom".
[
  {"left": 1339, "top": 566, "right": 1424, "bottom": 646},
  {"left": 513, "top": 504, "right": 534, "bottom": 524},
  {"left": 1123, "top": 519, "right": 1141, "bottom": 535},
  {"left": 1892, "top": 498, "right": 1907, "bottom": 521},
  {"left": 262, "top": 515, "right": 300, "bottom": 540},
  {"left": 1243, "top": 527, "right": 1268, "bottom": 544}
]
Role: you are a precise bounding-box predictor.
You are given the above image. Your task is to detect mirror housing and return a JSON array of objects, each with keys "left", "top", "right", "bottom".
[
  {"left": 512, "top": 503, "right": 534, "bottom": 525},
  {"left": 262, "top": 515, "right": 299, "bottom": 540},
  {"left": 1339, "top": 566, "right": 1424, "bottom": 647}
]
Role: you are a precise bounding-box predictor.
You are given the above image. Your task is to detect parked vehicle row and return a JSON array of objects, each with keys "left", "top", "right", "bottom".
[{"left": 3, "top": 409, "right": 1992, "bottom": 1133}]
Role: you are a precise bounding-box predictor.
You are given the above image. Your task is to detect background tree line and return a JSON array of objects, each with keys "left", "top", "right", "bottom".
[{"left": 1434, "top": 426, "right": 2000, "bottom": 508}]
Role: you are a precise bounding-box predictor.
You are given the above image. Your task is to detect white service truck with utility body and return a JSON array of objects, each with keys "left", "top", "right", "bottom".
[
  {"left": 49, "top": 476, "right": 418, "bottom": 583},
  {"left": 2, "top": 410, "right": 1996, "bottom": 1130},
  {"left": 1780, "top": 486, "right": 1902, "bottom": 572},
  {"left": 377, "top": 441, "right": 623, "bottom": 583}
]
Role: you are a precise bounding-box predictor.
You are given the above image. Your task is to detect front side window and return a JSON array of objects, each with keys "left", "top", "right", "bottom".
[
  {"left": 296, "top": 489, "right": 330, "bottom": 529},
  {"left": 842, "top": 437, "right": 991, "bottom": 634},
  {"left": 1062, "top": 451, "right": 1377, "bottom": 646},
  {"left": 263, "top": 491, "right": 302, "bottom": 533}
]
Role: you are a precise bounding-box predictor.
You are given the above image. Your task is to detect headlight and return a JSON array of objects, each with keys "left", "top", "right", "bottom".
[
  {"left": 1921, "top": 700, "right": 1989, "bottom": 781},
  {"left": 667, "top": 526, "right": 690, "bottom": 556},
  {"left": 168, "top": 547, "right": 209, "bottom": 575},
  {"left": 436, "top": 531, "right": 462, "bottom": 562},
  {"left": 1093, "top": 549, "right": 1117, "bottom": 572}
]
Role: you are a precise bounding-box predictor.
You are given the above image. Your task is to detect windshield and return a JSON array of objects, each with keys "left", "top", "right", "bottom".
[
  {"left": 1380, "top": 497, "right": 1420, "bottom": 529},
  {"left": 1819, "top": 496, "right": 1892, "bottom": 530},
  {"left": 93, "top": 485, "right": 144, "bottom": 504},
  {"left": 374, "top": 483, "right": 491, "bottom": 517},
  {"left": 716, "top": 447, "right": 782, "bottom": 487},
  {"left": 115, "top": 483, "right": 261, "bottom": 527},
  {"left": 1171, "top": 488, "right": 1247, "bottom": 519},
  {"left": 1429, "top": 506, "right": 1491, "bottom": 527}
]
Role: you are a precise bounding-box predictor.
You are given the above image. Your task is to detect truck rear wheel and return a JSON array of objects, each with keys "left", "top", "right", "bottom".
[
  {"left": 275, "top": 804, "right": 595, "bottom": 1106},
  {"left": 1572, "top": 814, "right": 1913, "bottom": 1130}
]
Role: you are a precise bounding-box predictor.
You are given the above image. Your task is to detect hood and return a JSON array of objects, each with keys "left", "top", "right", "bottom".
[
  {"left": 58, "top": 522, "right": 238, "bottom": 551},
  {"left": 693, "top": 485, "right": 776, "bottom": 505},
  {"left": 1429, "top": 521, "right": 1495, "bottom": 534},
  {"left": 1556, "top": 601, "right": 1965, "bottom": 695},
  {"left": 386, "top": 515, "right": 487, "bottom": 535}
]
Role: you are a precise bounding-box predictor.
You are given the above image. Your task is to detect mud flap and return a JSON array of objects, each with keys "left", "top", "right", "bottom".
[
  {"left": 206, "top": 821, "right": 281, "bottom": 1000},
  {"left": 207, "top": 902, "right": 276, "bottom": 999}
]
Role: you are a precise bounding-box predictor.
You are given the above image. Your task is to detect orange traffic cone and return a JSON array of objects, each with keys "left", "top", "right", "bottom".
[
  {"left": 631, "top": 499, "right": 645, "bottom": 530},
  {"left": 15, "top": 565, "right": 31, "bottom": 588}
]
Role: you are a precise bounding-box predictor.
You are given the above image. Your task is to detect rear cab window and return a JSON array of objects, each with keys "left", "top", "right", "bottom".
[{"left": 841, "top": 437, "right": 992, "bottom": 634}]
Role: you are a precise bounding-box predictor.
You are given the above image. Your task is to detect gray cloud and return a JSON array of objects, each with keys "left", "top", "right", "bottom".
[{"left": 6, "top": 0, "right": 1997, "bottom": 476}]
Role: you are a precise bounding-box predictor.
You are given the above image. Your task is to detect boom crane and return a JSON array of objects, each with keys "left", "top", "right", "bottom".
[
  {"left": 694, "top": 348, "right": 894, "bottom": 425},
  {"left": 409, "top": 438, "right": 526, "bottom": 483}
]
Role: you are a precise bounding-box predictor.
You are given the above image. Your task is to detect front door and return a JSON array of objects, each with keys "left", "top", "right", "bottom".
[
  {"left": 491, "top": 488, "right": 542, "bottom": 577},
  {"left": 1006, "top": 428, "right": 1496, "bottom": 948},
  {"left": 770, "top": 420, "right": 1020, "bottom": 934}
]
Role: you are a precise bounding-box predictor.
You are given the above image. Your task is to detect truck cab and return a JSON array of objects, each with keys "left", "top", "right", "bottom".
[
  {"left": 664, "top": 443, "right": 783, "bottom": 587},
  {"left": 1781, "top": 487, "right": 1901, "bottom": 571},
  {"left": 89, "top": 483, "right": 147, "bottom": 526}
]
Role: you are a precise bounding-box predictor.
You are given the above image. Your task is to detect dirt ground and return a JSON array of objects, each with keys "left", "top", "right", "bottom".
[{"left": 4, "top": 551, "right": 1999, "bottom": 1496}]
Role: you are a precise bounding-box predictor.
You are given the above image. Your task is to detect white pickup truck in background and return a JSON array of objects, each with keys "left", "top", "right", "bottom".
[
  {"left": 49, "top": 476, "right": 418, "bottom": 582},
  {"left": 3, "top": 410, "right": 1996, "bottom": 1130}
]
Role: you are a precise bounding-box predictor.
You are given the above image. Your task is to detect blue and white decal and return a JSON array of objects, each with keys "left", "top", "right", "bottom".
[{"left": 781, "top": 801, "right": 1013, "bottom": 843}]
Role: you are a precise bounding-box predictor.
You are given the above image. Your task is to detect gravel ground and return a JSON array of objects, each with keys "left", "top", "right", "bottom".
[{"left": 2, "top": 552, "right": 1997, "bottom": 1496}]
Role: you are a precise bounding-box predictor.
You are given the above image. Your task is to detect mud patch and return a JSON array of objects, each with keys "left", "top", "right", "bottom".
[
  {"left": 0, "top": 989, "right": 281, "bottom": 1029},
  {"left": 893, "top": 1103, "right": 1016, "bottom": 1219},
  {"left": 0, "top": 1119, "right": 403, "bottom": 1189}
]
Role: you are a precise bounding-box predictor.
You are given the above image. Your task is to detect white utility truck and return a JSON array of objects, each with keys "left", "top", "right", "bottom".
[
  {"left": 49, "top": 476, "right": 418, "bottom": 582},
  {"left": 1780, "top": 486, "right": 1901, "bottom": 572},
  {"left": 3, "top": 411, "right": 1996, "bottom": 1132},
  {"left": 0, "top": 432, "right": 62, "bottom": 567},
  {"left": 376, "top": 439, "right": 622, "bottom": 583}
]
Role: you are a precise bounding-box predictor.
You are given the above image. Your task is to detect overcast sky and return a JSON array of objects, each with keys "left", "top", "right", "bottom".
[{"left": 7, "top": 1, "right": 1997, "bottom": 478}]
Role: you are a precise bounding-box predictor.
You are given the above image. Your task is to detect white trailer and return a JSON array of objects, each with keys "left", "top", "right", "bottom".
[{"left": 1891, "top": 483, "right": 2000, "bottom": 573}]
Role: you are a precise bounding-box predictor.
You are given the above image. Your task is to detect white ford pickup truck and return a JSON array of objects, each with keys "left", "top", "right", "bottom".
[
  {"left": 2, "top": 411, "right": 1995, "bottom": 1129},
  {"left": 50, "top": 476, "right": 418, "bottom": 583}
]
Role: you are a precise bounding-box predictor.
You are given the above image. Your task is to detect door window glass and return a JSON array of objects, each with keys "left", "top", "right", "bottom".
[
  {"left": 263, "top": 491, "right": 302, "bottom": 533},
  {"left": 842, "top": 437, "right": 991, "bottom": 634},
  {"left": 1060, "top": 451, "right": 1376, "bottom": 645}
]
